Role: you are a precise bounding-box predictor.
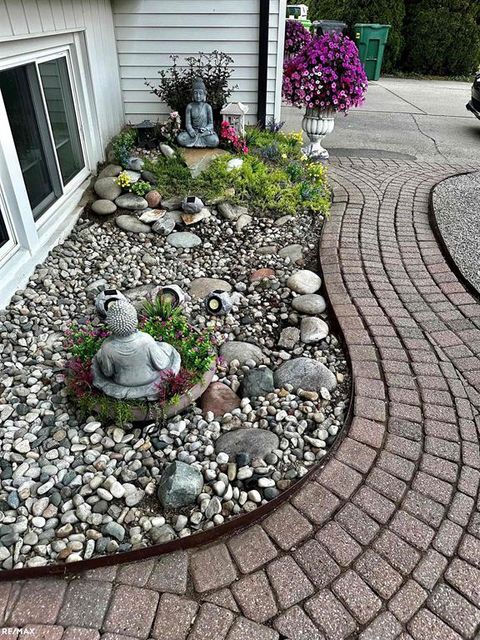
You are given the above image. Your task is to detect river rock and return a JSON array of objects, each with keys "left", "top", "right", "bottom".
[
  {"left": 162, "top": 196, "right": 183, "bottom": 211},
  {"left": 200, "top": 382, "right": 241, "bottom": 417},
  {"left": 278, "top": 327, "right": 300, "bottom": 349},
  {"left": 115, "top": 194, "right": 148, "bottom": 211},
  {"left": 139, "top": 209, "right": 166, "bottom": 224},
  {"left": 292, "top": 294, "right": 327, "bottom": 315},
  {"left": 287, "top": 270, "right": 321, "bottom": 294},
  {"left": 127, "top": 157, "right": 144, "bottom": 172},
  {"left": 160, "top": 144, "right": 175, "bottom": 159},
  {"left": 152, "top": 213, "right": 176, "bottom": 235},
  {"left": 98, "top": 164, "right": 122, "bottom": 179},
  {"left": 166, "top": 232, "right": 201, "bottom": 249},
  {"left": 274, "top": 357, "right": 337, "bottom": 392},
  {"left": 279, "top": 244, "right": 303, "bottom": 263},
  {"left": 218, "top": 202, "right": 248, "bottom": 221},
  {"left": 301, "top": 317, "right": 329, "bottom": 343},
  {"left": 241, "top": 368, "right": 275, "bottom": 398},
  {"left": 236, "top": 214, "right": 252, "bottom": 232},
  {"left": 116, "top": 215, "right": 151, "bottom": 234},
  {"left": 181, "top": 208, "right": 211, "bottom": 226},
  {"left": 91, "top": 199, "right": 117, "bottom": 216},
  {"left": 141, "top": 170, "right": 158, "bottom": 185},
  {"left": 220, "top": 341, "right": 266, "bottom": 366},
  {"left": 215, "top": 428, "right": 279, "bottom": 459},
  {"left": 189, "top": 278, "right": 231, "bottom": 300},
  {"left": 145, "top": 190, "right": 162, "bottom": 208},
  {"left": 157, "top": 461, "right": 204, "bottom": 509},
  {"left": 94, "top": 177, "right": 122, "bottom": 201},
  {"left": 227, "top": 158, "right": 244, "bottom": 172}
]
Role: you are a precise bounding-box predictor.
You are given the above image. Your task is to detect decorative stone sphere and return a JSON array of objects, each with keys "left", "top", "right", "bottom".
[
  {"left": 95, "top": 289, "right": 127, "bottom": 319},
  {"left": 106, "top": 300, "right": 138, "bottom": 336}
]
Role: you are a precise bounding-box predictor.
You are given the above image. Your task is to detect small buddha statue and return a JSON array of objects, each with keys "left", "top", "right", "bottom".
[
  {"left": 92, "top": 299, "right": 181, "bottom": 400},
  {"left": 177, "top": 78, "right": 219, "bottom": 148}
]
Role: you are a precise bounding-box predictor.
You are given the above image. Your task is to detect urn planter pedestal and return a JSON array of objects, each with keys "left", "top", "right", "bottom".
[{"left": 301, "top": 107, "right": 335, "bottom": 160}]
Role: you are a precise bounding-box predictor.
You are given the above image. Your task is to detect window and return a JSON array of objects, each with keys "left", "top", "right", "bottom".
[
  {"left": 0, "top": 206, "right": 9, "bottom": 252},
  {"left": 0, "top": 55, "right": 84, "bottom": 220}
]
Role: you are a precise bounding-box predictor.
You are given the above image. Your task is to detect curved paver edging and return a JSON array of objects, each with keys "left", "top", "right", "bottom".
[
  {"left": 429, "top": 171, "right": 480, "bottom": 302},
  {"left": 0, "top": 251, "right": 355, "bottom": 583}
]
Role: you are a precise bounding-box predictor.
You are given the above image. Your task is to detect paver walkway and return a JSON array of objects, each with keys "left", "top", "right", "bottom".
[{"left": 2, "top": 158, "right": 480, "bottom": 640}]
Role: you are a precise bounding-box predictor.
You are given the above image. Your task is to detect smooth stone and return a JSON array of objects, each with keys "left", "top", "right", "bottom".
[
  {"left": 279, "top": 244, "right": 303, "bottom": 263},
  {"left": 141, "top": 170, "right": 158, "bottom": 185},
  {"left": 275, "top": 215, "right": 294, "bottom": 226},
  {"left": 287, "top": 270, "right": 321, "bottom": 294},
  {"left": 236, "top": 214, "right": 252, "bottom": 232},
  {"left": 145, "top": 190, "right": 162, "bottom": 208},
  {"left": 250, "top": 268, "right": 275, "bottom": 282},
  {"left": 157, "top": 461, "right": 203, "bottom": 509},
  {"left": 91, "top": 199, "right": 117, "bottom": 216},
  {"left": 127, "top": 157, "right": 144, "bottom": 171},
  {"left": 256, "top": 245, "right": 277, "bottom": 255},
  {"left": 189, "top": 278, "right": 231, "bottom": 300},
  {"left": 150, "top": 524, "right": 176, "bottom": 544},
  {"left": 98, "top": 164, "right": 122, "bottom": 179},
  {"left": 103, "top": 522, "right": 125, "bottom": 542},
  {"left": 300, "top": 317, "right": 329, "bottom": 343},
  {"left": 161, "top": 196, "right": 183, "bottom": 211},
  {"left": 139, "top": 209, "right": 166, "bottom": 224},
  {"left": 292, "top": 294, "right": 327, "bottom": 315},
  {"left": 115, "top": 215, "right": 151, "bottom": 234},
  {"left": 160, "top": 144, "right": 175, "bottom": 159},
  {"left": 220, "top": 341, "right": 266, "bottom": 366},
  {"left": 200, "top": 382, "right": 241, "bottom": 417},
  {"left": 94, "top": 177, "right": 122, "bottom": 201},
  {"left": 215, "top": 428, "right": 279, "bottom": 459},
  {"left": 274, "top": 357, "right": 337, "bottom": 392},
  {"left": 166, "top": 232, "right": 201, "bottom": 249},
  {"left": 278, "top": 327, "right": 300, "bottom": 349},
  {"left": 241, "top": 368, "right": 275, "bottom": 398},
  {"left": 115, "top": 194, "right": 148, "bottom": 211},
  {"left": 218, "top": 202, "right": 248, "bottom": 221},
  {"left": 152, "top": 213, "right": 176, "bottom": 235}
]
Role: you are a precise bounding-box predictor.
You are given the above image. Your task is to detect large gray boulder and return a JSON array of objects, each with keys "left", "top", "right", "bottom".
[
  {"left": 157, "top": 461, "right": 203, "bottom": 509},
  {"left": 115, "top": 215, "right": 151, "bottom": 234},
  {"left": 115, "top": 194, "right": 148, "bottom": 211},
  {"left": 274, "top": 357, "right": 336, "bottom": 392}
]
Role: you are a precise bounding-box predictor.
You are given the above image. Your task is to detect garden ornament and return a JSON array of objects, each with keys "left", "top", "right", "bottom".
[
  {"left": 92, "top": 299, "right": 181, "bottom": 400},
  {"left": 95, "top": 288, "right": 127, "bottom": 319},
  {"left": 205, "top": 290, "right": 233, "bottom": 316},
  {"left": 158, "top": 285, "right": 189, "bottom": 309},
  {"left": 177, "top": 78, "right": 219, "bottom": 148}
]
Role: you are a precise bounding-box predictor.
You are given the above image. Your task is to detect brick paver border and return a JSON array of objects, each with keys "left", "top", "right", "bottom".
[{"left": 2, "top": 157, "right": 480, "bottom": 640}]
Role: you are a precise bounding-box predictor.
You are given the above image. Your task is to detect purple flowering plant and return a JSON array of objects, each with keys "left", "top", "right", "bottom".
[
  {"left": 282, "top": 32, "right": 368, "bottom": 114},
  {"left": 284, "top": 19, "right": 313, "bottom": 59}
]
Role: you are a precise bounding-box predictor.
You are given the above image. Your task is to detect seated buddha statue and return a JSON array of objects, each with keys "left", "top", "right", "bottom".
[
  {"left": 177, "top": 78, "right": 219, "bottom": 149},
  {"left": 92, "top": 299, "right": 181, "bottom": 401}
]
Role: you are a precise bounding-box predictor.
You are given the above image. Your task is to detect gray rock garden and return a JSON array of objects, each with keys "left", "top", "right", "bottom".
[{"left": 0, "top": 51, "right": 350, "bottom": 570}]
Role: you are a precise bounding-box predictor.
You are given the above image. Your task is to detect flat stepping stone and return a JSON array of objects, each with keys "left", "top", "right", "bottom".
[
  {"left": 166, "top": 232, "right": 202, "bottom": 248},
  {"left": 287, "top": 270, "right": 321, "bottom": 294},
  {"left": 215, "top": 428, "right": 279, "bottom": 459},
  {"left": 292, "top": 294, "right": 326, "bottom": 315},
  {"left": 91, "top": 200, "right": 117, "bottom": 215},
  {"left": 94, "top": 177, "right": 121, "bottom": 201},
  {"left": 220, "top": 341, "right": 266, "bottom": 366},
  {"left": 115, "top": 215, "right": 151, "bottom": 234},
  {"left": 189, "top": 278, "right": 231, "bottom": 299},
  {"left": 115, "top": 194, "right": 148, "bottom": 211},
  {"left": 274, "top": 357, "right": 336, "bottom": 392}
]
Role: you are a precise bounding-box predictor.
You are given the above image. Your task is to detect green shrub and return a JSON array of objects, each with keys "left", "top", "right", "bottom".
[
  {"left": 402, "top": 0, "right": 480, "bottom": 76},
  {"left": 307, "top": 0, "right": 406, "bottom": 71},
  {"left": 129, "top": 180, "right": 152, "bottom": 197},
  {"left": 143, "top": 155, "right": 193, "bottom": 198},
  {"left": 111, "top": 128, "right": 137, "bottom": 168}
]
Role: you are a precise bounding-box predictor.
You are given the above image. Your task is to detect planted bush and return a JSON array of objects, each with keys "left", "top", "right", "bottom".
[{"left": 284, "top": 19, "right": 313, "bottom": 58}]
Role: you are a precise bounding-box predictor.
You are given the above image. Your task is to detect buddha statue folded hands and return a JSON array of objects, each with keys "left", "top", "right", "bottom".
[{"left": 177, "top": 78, "right": 219, "bottom": 149}]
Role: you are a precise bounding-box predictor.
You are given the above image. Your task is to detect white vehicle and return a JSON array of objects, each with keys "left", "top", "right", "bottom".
[{"left": 286, "top": 4, "right": 309, "bottom": 21}]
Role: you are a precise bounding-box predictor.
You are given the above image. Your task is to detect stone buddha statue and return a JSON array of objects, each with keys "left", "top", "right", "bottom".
[
  {"left": 92, "top": 299, "right": 181, "bottom": 400},
  {"left": 177, "top": 78, "right": 219, "bottom": 148}
]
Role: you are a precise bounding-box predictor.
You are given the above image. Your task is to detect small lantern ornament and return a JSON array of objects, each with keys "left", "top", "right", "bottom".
[
  {"left": 158, "top": 285, "right": 189, "bottom": 309},
  {"left": 220, "top": 102, "right": 249, "bottom": 136},
  {"left": 205, "top": 290, "right": 233, "bottom": 316},
  {"left": 134, "top": 119, "right": 156, "bottom": 149}
]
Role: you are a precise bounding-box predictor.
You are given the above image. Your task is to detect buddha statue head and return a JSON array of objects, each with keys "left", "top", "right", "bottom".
[
  {"left": 106, "top": 299, "right": 138, "bottom": 336},
  {"left": 192, "top": 77, "right": 207, "bottom": 103}
]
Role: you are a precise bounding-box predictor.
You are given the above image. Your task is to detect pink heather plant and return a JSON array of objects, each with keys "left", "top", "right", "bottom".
[
  {"left": 284, "top": 19, "right": 312, "bottom": 59},
  {"left": 219, "top": 121, "right": 248, "bottom": 154},
  {"left": 282, "top": 32, "right": 368, "bottom": 114}
]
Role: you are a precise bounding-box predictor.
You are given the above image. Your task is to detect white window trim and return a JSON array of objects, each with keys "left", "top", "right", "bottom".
[{"left": 0, "top": 184, "right": 17, "bottom": 268}]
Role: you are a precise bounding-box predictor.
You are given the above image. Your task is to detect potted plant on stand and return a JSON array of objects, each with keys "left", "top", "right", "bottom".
[{"left": 282, "top": 31, "right": 368, "bottom": 160}]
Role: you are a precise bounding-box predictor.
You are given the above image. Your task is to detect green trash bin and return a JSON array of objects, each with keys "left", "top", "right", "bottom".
[{"left": 354, "top": 23, "right": 391, "bottom": 81}]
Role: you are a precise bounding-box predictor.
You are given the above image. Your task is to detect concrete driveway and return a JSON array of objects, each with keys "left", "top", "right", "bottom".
[{"left": 282, "top": 77, "right": 480, "bottom": 163}]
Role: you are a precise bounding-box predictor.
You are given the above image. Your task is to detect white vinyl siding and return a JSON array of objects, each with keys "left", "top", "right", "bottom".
[{"left": 113, "top": 0, "right": 286, "bottom": 124}]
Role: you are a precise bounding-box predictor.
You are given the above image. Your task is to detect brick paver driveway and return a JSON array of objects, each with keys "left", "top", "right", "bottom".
[{"left": 2, "top": 158, "right": 480, "bottom": 640}]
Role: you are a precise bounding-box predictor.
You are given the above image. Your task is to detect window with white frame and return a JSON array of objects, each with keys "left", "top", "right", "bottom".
[{"left": 0, "top": 53, "right": 84, "bottom": 221}]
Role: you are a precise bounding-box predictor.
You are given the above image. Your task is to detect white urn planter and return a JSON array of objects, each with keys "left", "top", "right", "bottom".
[{"left": 301, "top": 107, "right": 335, "bottom": 160}]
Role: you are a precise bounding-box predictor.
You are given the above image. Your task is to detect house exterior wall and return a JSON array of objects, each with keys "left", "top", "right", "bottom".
[
  {"left": 0, "top": 0, "right": 123, "bottom": 308},
  {"left": 112, "top": 0, "right": 287, "bottom": 125}
]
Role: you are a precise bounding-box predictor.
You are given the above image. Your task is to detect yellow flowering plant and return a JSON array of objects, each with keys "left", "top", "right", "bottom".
[{"left": 115, "top": 171, "right": 132, "bottom": 190}]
